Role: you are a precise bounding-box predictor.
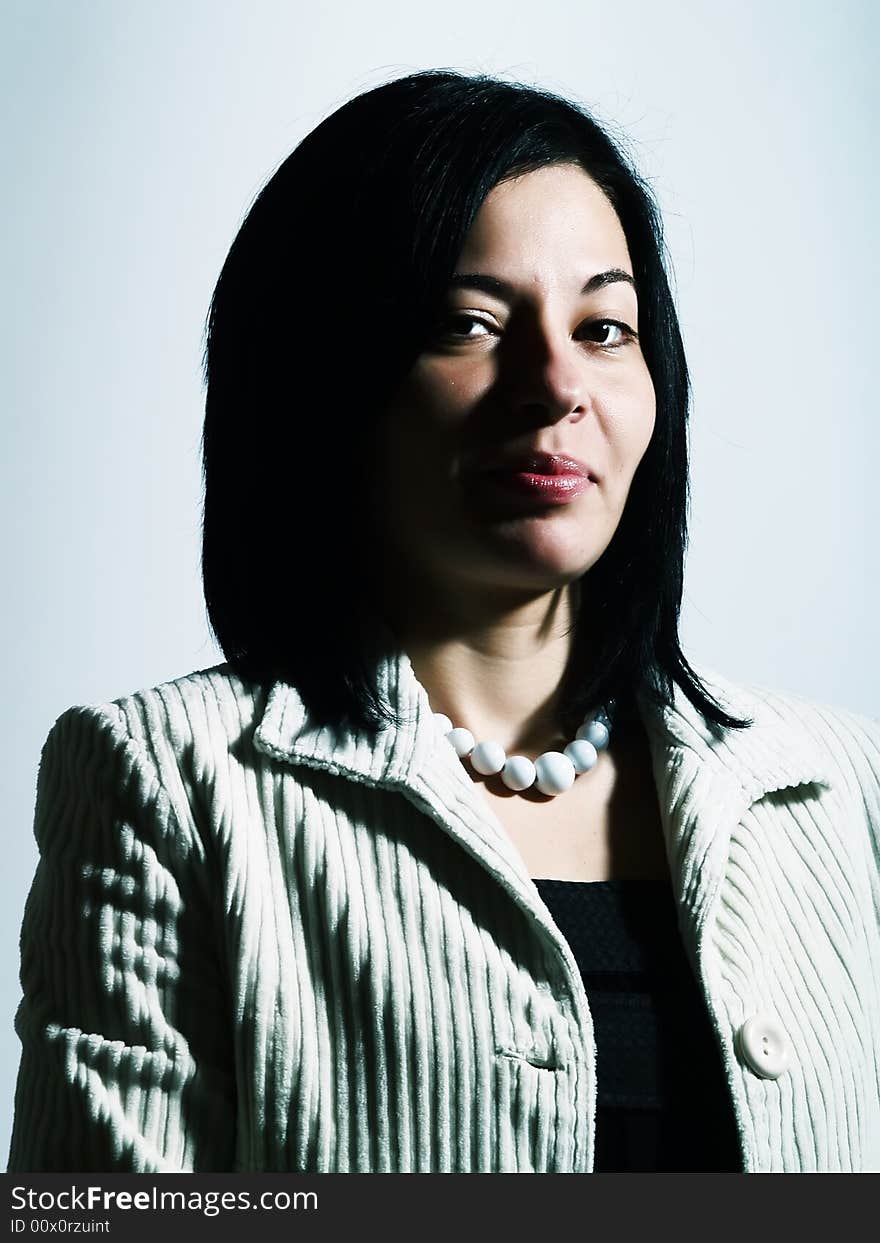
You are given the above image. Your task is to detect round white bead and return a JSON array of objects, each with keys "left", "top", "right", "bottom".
[
  {"left": 501, "top": 755, "right": 537, "bottom": 792},
  {"left": 470, "top": 740, "right": 507, "bottom": 776},
  {"left": 446, "top": 727, "right": 475, "bottom": 758},
  {"left": 577, "top": 719, "right": 610, "bottom": 751},
  {"left": 564, "top": 739, "right": 599, "bottom": 773},
  {"left": 433, "top": 712, "right": 453, "bottom": 736},
  {"left": 534, "top": 751, "right": 577, "bottom": 796}
]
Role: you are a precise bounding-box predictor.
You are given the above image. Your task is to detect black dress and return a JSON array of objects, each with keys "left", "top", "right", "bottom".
[{"left": 532, "top": 877, "right": 742, "bottom": 1173}]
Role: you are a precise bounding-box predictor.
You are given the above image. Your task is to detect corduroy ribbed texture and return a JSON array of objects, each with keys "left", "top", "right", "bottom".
[{"left": 7, "top": 651, "right": 880, "bottom": 1172}]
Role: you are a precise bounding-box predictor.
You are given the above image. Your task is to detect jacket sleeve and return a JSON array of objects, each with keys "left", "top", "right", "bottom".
[
  {"left": 805, "top": 701, "right": 880, "bottom": 914},
  {"left": 7, "top": 703, "right": 236, "bottom": 1172},
  {"left": 826, "top": 706, "right": 880, "bottom": 872}
]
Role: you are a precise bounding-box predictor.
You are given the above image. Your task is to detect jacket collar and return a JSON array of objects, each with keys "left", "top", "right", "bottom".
[
  {"left": 252, "top": 620, "right": 436, "bottom": 789},
  {"left": 253, "top": 628, "right": 831, "bottom": 802},
  {"left": 636, "top": 667, "right": 832, "bottom": 938},
  {"left": 252, "top": 632, "right": 832, "bottom": 946}
]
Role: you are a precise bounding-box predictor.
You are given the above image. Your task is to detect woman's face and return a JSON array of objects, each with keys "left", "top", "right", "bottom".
[{"left": 369, "top": 162, "right": 656, "bottom": 604}]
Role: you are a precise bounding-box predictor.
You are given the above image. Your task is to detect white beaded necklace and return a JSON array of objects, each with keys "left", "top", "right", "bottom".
[{"left": 432, "top": 707, "right": 612, "bottom": 798}]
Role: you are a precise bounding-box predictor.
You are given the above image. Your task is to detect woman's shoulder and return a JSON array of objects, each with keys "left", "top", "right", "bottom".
[
  {"left": 694, "top": 665, "right": 880, "bottom": 803},
  {"left": 43, "top": 663, "right": 271, "bottom": 770},
  {"left": 699, "top": 665, "right": 878, "bottom": 739},
  {"left": 33, "top": 666, "right": 275, "bottom": 862}
]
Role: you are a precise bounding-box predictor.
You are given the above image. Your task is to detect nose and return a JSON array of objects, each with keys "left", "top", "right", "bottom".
[{"left": 505, "top": 319, "right": 589, "bottom": 424}]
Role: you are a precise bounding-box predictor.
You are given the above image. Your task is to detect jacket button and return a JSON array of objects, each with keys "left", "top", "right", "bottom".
[{"left": 735, "top": 1013, "right": 790, "bottom": 1079}]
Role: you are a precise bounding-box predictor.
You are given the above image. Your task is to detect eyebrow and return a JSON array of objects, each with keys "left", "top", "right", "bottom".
[{"left": 447, "top": 268, "right": 636, "bottom": 300}]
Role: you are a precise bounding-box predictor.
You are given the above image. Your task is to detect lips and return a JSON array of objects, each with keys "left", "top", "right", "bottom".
[
  {"left": 475, "top": 451, "right": 595, "bottom": 481},
  {"left": 468, "top": 450, "right": 596, "bottom": 507}
]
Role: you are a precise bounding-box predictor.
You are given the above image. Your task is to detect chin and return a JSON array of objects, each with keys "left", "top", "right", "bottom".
[
  {"left": 464, "top": 547, "right": 600, "bottom": 595},
  {"left": 494, "top": 524, "right": 606, "bottom": 581}
]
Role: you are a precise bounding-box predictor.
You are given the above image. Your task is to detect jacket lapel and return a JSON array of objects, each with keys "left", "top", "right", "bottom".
[
  {"left": 253, "top": 643, "right": 833, "bottom": 952},
  {"left": 639, "top": 671, "right": 833, "bottom": 953},
  {"left": 252, "top": 635, "right": 546, "bottom": 902}
]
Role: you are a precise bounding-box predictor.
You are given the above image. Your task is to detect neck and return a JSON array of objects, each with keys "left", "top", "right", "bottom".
[{"left": 378, "top": 577, "right": 582, "bottom": 758}]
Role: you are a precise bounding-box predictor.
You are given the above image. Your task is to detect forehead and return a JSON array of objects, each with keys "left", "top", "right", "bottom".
[{"left": 456, "top": 164, "right": 632, "bottom": 275}]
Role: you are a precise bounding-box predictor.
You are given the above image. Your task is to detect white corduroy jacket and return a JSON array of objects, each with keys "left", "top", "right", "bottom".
[{"left": 7, "top": 650, "right": 880, "bottom": 1173}]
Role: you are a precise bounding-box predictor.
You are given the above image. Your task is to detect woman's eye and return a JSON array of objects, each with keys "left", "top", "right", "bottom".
[
  {"left": 436, "top": 313, "right": 637, "bottom": 348},
  {"left": 440, "top": 312, "right": 495, "bottom": 340},
  {"left": 578, "top": 319, "right": 637, "bottom": 348}
]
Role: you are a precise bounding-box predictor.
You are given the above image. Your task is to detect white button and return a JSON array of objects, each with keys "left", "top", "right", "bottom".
[{"left": 736, "top": 1014, "right": 790, "bottom": 1079}]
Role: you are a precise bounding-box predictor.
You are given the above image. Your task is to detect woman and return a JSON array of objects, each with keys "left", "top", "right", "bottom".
[{"left": 8, "top": 70, "right": 880, "bottom": 1173}]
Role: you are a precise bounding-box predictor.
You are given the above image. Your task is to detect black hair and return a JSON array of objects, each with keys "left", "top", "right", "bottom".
[{"left": 201, "top": 69, "right": 749, "bottom": 737}]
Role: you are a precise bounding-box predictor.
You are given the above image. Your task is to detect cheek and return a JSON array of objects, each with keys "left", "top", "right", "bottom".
[
  {"left": 602, "top": 370, "right": 656, "bottom": 482},
  {"left": 413, "top": 357, "right": 486, "bottom": 424},
  {"left": 372, "top": 371, "right": 473, "bottom": 533},
  {"left": 636, "top": 389, "right": 657, "bottom": 458},
  {"left": 382, "top": 362, "right": 496, "bottom": 521},
  {"left": 384, "top": 362, "right": 478, "bottom": 462}
]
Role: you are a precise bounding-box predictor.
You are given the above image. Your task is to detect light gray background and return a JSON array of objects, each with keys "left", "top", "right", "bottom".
[{"left": 2, "top": 0, "right": 876, "bottom": 1160}]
